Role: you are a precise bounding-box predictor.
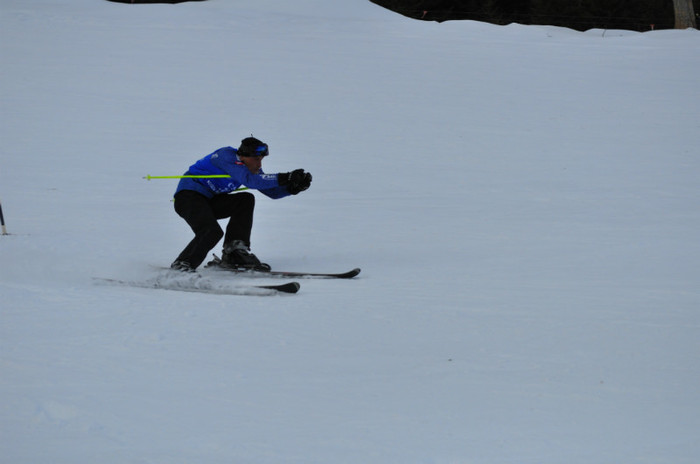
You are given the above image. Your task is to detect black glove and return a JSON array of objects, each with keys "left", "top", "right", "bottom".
[{"left": 278, "top": 169, "right": 312, "bottom": 195}]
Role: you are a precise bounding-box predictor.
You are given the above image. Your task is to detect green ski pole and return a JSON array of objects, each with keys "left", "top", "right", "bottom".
[
  {"left": 144, "top": 174, "right": 249, "bottom": 193},
  {"left": 143, "top": 174, "right": 232, "bottom": 180}
]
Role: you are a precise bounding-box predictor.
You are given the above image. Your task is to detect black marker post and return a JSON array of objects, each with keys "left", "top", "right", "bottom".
[{"left": 0, "top": 199, "right": 7, "bottom": 235}]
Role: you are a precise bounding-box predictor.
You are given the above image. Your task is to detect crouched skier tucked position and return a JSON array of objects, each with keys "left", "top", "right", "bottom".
[{"left": 171, "top": 136, "right": 312, "bottom": 272}]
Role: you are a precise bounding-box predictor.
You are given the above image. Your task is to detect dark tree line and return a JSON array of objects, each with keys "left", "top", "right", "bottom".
[
  {"left": 105, "top": 0, "right": 207, "bottom": 4},
  {"left": 370, "top": 0, "right": 698, "bottom": 31}
]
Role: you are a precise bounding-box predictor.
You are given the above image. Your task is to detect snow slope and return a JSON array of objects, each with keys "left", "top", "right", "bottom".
[{"left": 1, "top": 1, "right": 699, "bottom": 463}]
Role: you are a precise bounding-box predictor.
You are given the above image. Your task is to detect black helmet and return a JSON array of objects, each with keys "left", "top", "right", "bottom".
[{"left": 238, "top": 136, "right": 269, "bottom": 157}]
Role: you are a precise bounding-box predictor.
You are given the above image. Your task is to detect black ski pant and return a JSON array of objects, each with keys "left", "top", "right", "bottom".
[{"left": 173, "top": 190, "right": 255, "bottom": 268}]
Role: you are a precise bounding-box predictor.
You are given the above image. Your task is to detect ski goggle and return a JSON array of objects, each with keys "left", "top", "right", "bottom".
[{"left": 252, "top": 144, "right": 269, "bottom": 157}]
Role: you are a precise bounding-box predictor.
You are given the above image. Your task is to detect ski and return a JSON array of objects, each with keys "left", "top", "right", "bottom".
[
  {"left": 94, "top": 276, "right": 300, "bottom": 296},
  {"left": 254, "top": 281, "right": 301, "bottom": 294},
  {"left": 205, "top": 256, "right": 361, "bottom": 279},
  {"left": 240, "top": 267, "right": 361, "bottom": 279}
]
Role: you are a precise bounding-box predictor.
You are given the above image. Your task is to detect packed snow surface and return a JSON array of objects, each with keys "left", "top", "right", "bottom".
[{"left": 1, "top": 1, "right": 699, "bottom": 463}]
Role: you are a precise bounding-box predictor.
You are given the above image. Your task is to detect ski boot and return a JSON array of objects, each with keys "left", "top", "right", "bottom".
[
  {"left": 220, "top": 240, "right": 271, "bottom": 272},
  {"left": 170, "top": 259, "right": 196, "bottom": 273}
]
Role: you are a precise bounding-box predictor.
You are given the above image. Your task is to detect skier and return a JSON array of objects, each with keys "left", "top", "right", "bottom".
[{"left": 170, "top": 136, "right": 312, "bottom": 272}]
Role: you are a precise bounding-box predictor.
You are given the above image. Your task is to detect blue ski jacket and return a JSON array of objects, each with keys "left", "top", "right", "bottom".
[{"left": 175, "top": 147, "right": 290, "bottom": 199}]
